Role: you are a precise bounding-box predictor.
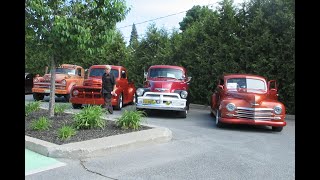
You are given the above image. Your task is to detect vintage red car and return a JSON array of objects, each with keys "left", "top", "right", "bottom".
[
  {"left": 69, "top": 65, "right": 136, "bottom": 110},
  {"left": 210, "top": 74, "right": 286, "bottom": 132},
  {"left": 136, "top": 65, "right": 192, "bottom": 118}
]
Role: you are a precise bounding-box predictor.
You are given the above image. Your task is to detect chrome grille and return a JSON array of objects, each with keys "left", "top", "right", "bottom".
[{"left": 236, "top": 107, "right": 274, "bottom": 120}]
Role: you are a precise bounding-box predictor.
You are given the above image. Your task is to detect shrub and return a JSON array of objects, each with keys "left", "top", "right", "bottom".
[
  {"left": 57, "top": 125, "right": 77, "bottom": 140},
  {"left": 116, "top": 110, "right": 146, "bottom": 130},
  {"left": 54, "top": 104, "right": 68, "bottom": 115},
  {"left": 25, "top": 101, "right": 41, "bottom": 116},
  {"left": 30, "top": 116, "right": 51, "bottom": 131},
  {"left": 73, "top": 105, "right": 106, "bottom": 129}
]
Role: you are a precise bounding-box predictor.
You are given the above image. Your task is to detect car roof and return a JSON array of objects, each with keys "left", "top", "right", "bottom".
[{"left": 223, "top": 74, "right": 266, "bottom": 81}]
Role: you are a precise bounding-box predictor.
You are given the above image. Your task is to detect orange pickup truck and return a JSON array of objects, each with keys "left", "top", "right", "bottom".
[
  {"left": 69, "top": 65, "right": 136, "bottom": 110},
  {"left": 32, "top": 64, "right": 85, "bottom": 101}
]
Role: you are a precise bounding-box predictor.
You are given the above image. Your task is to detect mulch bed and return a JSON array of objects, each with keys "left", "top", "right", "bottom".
[{"left": 25, "top": 109, "right": 151, "bottom": 145}]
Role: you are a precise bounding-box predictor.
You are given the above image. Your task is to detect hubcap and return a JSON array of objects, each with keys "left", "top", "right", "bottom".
[
  {"left": 215, "top": 111, "right": 219, "bottom": 125},
  {"left": 133, "top": 94, "right": 136, "bottom": 103},
  {"left": 119, "top": 95, "right": 123, "bottom": 108}
]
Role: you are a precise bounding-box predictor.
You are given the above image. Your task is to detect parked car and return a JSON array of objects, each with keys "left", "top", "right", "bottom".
[
  {"left": 210, "top": 74, "right": 286, "bottom": 132},
  {"left": 69, "top": 65, "right": 136, "bottom": 110},
  {"left": 136, "top": 65, "right": 192, "bottom": 118},
  {"left": 25, "top": 73, "right": 34, "bottom": 94},
  {"left": 32, "top": 64, "right": 85, "bottom": 101}
]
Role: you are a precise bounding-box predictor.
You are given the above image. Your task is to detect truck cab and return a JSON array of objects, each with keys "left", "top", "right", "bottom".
[{"left": 136, "top": 65, "right": 192, "bottom": 118}]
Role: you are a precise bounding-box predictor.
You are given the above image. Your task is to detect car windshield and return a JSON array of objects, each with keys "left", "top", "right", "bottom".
[
  {"left": 149, "top": 68, "right": 184, "bottom": 79},
  {"left": 226, "top": 78, "right": 266, "bottom": 92},
  {"left": 89, "top": 68, "right": 119, "bottom": 78},
  {"left": 51, "top": 68, "right": 76, "bottom": 75}
]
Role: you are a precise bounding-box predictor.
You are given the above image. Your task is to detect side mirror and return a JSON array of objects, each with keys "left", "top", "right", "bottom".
[
  {"left": 187, "top": 76, "right": 192, "bottom": 82},
  {"left": 218, "top": 85, "right": 224, "bottom": 90},
  {"left": 121, "top": 70, "right": 126, "bottom": 79},
  {"left": 144, "top": 72, "right": 148, "bottom": 79},
  {"left": 268, "top": 80, "right": 277, "bottom": 90}
]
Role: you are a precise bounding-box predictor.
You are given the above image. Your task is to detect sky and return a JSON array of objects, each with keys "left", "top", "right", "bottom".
[{"left": 116, "top": 0, "right": 245, "bottom": 44}]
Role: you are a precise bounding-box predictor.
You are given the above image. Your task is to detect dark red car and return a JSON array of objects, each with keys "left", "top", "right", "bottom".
[{"left": 210, "top": 74, "right": 286, "bottom": 132}]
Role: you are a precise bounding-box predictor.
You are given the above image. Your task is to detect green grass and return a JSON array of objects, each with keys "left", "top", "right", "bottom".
[
  {"left": 30, "top": 116, "right": 51, "bottom": 131},
  {"left": 54, "top": 104, "right": 68, "bottom": 115},
  {"left": 25, "top": 101, "right": 41, "bottom": 116},
  {"left": 57, "top": 125, "right": 77, "bottom": 140},
  {"left": 73, "top": 105, "right": 106, "bottom": 129},
  {"left": 116, "top": 110, "right": 146, "bottom": 130}
]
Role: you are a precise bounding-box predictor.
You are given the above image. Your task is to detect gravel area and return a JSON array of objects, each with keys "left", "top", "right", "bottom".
[{"left": 25, "top": 109, "right": 152, "bottom": 145}]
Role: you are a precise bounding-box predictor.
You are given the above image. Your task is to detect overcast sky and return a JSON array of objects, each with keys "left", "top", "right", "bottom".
[{"left": 116, "top": 0, "right": 245, "bottom": 44}]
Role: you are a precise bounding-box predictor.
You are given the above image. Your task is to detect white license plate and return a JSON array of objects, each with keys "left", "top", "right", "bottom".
[{"left": 44, "top": 89, "right": 50, "bottom": 93}]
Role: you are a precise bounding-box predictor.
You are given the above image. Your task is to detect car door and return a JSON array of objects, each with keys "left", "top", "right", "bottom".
[
  {"left": 268, "top": 80, "right": 278, "bottom": 100},
  {"left": 119, "top": 69, "right": 129, "bottom": 103}
]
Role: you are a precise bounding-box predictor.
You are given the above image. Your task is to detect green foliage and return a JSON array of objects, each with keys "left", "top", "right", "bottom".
[
  {"left": 116, "top": 110, "right": 146, "bottom": 130},
  {"left": 25, "top": 101, "right": 41, "bottom": 116},
  {"left": 30, "top": 116, "right": 51, "bottom": 131},
  {"left": 129, "top": 23, "right": 139, "bottom": 48},
  {"left": 26, "top": 0, "right": 130, "bottom": 117},
  {"left": 57, "top": 125, "right": 77, "bottom": 140},
  {"left": 73, "top": 105, "right": 106, "bottom": 129},
  {"left": 54, "top": 104, "right": 68, "bottom": 115}
]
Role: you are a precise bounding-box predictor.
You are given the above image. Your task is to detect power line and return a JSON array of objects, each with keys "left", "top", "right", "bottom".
[
  {"left": 118, "top": 10, "right": 187, "bottom": 29},
  {"left": 118, "top": 3, "right": 218, "bottom": 30}
]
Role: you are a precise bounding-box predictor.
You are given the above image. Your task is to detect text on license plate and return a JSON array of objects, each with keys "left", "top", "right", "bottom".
[
  {"left": 143, "top": 99, "right": 156, "bottom": 104},
  {"left": 44, "top": 89, "right": 50, "bottom": 93}
]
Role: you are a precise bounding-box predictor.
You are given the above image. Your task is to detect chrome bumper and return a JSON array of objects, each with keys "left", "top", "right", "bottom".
[{"left": 136, "top": 92, "right": 187, "bottom": 111}]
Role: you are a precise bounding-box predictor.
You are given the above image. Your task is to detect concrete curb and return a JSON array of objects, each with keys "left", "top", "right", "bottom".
[
  {"left": 189, "top": 103, "right": 295, "bottom": 120},
  {"left": 25, "top": 108, "right": 172, "bottom": 159},
  {"left": 25, "top": 127, "right": 172, "bottom": 159}
]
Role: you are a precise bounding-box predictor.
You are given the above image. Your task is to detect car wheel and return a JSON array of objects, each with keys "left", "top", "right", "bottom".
[
  {"left": 272, "top": 126, "right": 283, "bottom": 132},
  {"left": 72, "top": 104, "right": 82, "bottom": 109},
  {"left": 33, "top": 93, "right": 44, "bottom": 101},
  {"left": 114, "top": 93, "right": 123, "bottom": 110},
  {"left": 210, "top": 109, "right": 214, "bottom": 117},
  {"left": 130, "top": 93, "right": 136, "bottom": 105},
  {"left": 215, "top": 110, "right": 223, "bottom": 128},
  {"left": 178, "top": 110, "right": 187, "bottom": 118},
  {"left": 64, "top": 94, "right": 70, "bottom": 102}
]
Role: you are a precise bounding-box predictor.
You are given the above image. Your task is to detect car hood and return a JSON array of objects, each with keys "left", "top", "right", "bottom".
[
  {"left": 42, "top": 74, "right": 72, "bottom": 82},
  {"left": 149, "top": 80, "right": 186, "bottom": 92},
  {"left": 226, "top": 92, "right": 268, "bottom": 106},
  {"left": 83, "top": 77, "right": 102, "bottom": 86}
]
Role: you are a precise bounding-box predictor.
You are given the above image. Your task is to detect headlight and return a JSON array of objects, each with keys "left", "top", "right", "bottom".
[
  {"left": 274, "top": 106, "right": 282, "bottom": 115},
  {"left": 72, "top": 90, "right": 79, "bottom": 96},
  {"left": 226, "top": 103, "right": 236, "bottom": 111},
  {"left": 136, "top": 88, "right": 144, "bottom": 96},
  {"left": 61, "top": 79, "right": 67, "bottom": 85},
  {"left": 180, "top": 91, "right": 188, "bottom": 99}
]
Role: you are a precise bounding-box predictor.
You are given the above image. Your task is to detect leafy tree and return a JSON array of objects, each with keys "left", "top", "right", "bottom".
[
  {"left": 179, "top": 5, "right": 214, "bottom": 32},
  {"left": 26, "top": 0, "right": 130, "bottom": 117}
]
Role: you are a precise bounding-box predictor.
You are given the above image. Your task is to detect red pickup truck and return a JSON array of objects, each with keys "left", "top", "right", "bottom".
[
  {"left": 69, "top": 65, "right": 136, "bottom": 110},
  {"left": 32, "top": 64, "right": 85, "bottom": 101},
  {"left": 135, "top": 65, "right": 192, "bottom": 118}
]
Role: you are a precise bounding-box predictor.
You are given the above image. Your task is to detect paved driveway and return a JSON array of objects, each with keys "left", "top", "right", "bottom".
[{"left": 25, "top": 95, "right": 295, "bottom": 180}]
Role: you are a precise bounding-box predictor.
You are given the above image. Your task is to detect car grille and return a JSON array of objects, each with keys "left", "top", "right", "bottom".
[
  {"left": 236, "top": 107, "right": 274, "bottom": 120},
  {"left": 76, "top": 89, "right": 102, "bottom": 98}
]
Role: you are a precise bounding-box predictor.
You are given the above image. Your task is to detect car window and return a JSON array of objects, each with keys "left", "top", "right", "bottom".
[
  {"left": 89, "top": 68, "right": 119, "bottom": 78},
  {"left": 227, "top": 78, "right": 266, "bottom": 92}
]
